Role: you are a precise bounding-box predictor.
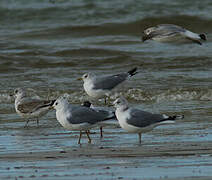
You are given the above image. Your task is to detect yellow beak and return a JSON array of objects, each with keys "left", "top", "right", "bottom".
[
  {"left": 77, "top": 77, "right": 83, "bottom": 81},
  {"left": 49, "top": 106, "right": 54, "bottom": 110}
]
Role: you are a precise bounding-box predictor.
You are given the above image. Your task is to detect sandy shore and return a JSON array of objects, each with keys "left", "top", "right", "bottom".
[
  {"left": 2, "top": 141, "right": 212, "bottom": 161},
  {"left": 1, "top": 116, "right": 212, "bottom": 179},
  {"left": 1, "top": 136, "right": 212, "bottom": 180}
]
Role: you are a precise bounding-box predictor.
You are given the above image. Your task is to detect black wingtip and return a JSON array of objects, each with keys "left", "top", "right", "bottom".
[
  {"left": 199, "top": 34, "right": 206, "bottom": 41},
  {"left": 50, "top": 99, "right": 56, "bottom": 106},
  {"left": 82, "top": 101, "right": 92, "bottom": 107},
  {"left": 128, "top": 67, "right": 138, "bottom": 77},
  {"left": 103, "top": 113, "right": 117, "bottom": 121},
  {"left": 168, "top": 115, "right": 184, "bottom": 120},
  {"left": 30, "top": 99, "right": 56, "bottom": 114}
]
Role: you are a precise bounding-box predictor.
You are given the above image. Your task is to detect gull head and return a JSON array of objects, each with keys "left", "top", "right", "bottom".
[
  {"left": 144, "top": 27, "right": 155, "bottom": 35},
  {"left": 113, "top": 97, "right": 129, "bottom": 110},
  {"left": 52, "top": 95, "right": 69, "bottom": 110},
  {"left": 142, "top": 27, "right": 155, "bottom": 42},
  {"left": 14, "top": 88, "right": 26, "bottom": 99},
  {"left": 79, "top": 73, "right": 95, "bottom": 82}
]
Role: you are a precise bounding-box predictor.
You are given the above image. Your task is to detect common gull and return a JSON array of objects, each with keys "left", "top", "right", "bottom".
[
  {"left": 51, "top": 96, "right": 116, "bottom": 144},
  {"left": 14, "top": 88, "right": 54, "bottom": 128},
  {"left": 113, "top": 97, "right": 184, "bottom": 144},
  {"left": 142, "top": 24, "right": 206, "bottom": 45},
  {"left": 79, "top": 67, "right": 138, "bottom": 104}
]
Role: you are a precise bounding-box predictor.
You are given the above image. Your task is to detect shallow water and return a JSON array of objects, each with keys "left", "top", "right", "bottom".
[{"left": 0, "top": 0, "right": 212, "bottom": 179}]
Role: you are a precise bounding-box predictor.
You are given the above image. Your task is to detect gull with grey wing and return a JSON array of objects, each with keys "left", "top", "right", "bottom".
[
  {"left": 142, "top": 24, "right": 206, "bottom": 45},
  {"left": 79, "top": 67, "right": 138, "bottom": 104},
  {"left": 113, "top": 97, "right": 184, "bottom": 144},
  {"left": 51, "top": 96, "right": 115, "bottom": 144}
]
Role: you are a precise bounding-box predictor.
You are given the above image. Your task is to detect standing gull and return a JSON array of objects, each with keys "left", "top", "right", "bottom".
[
  {"left": 82, "top": 101, "right": 117, "bottom": 138},
  {"left": 113, "top": 97, "right": 184, "bottom": 144},
  {"left": 14, "top": 88, "right": 54, "bottom": 127},
  {"left": 78, "top": 67, "right": 138, "bottom": 104},
  {"left": 142, "top": 24, "right": 206, "bottom": 45},
  {"left": 51, "top": 96, "right": 115, "bottom": 144}
]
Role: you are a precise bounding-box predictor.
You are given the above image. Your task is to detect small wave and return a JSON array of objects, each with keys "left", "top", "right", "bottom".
[
  {"left": 61, "top": 88, "right": 212, "bottom": 103},
  {"left": 15, "top": 15, "right": 212, "bottom": 40},
  {"left": 2, "top": 88, "right": 211, "bottom": 104},
  {"left": 50, "top": 48, "right": 123, "bottom": 57},
  {"left": 0, "top": 94, "right": 14, "bottom": 103},
  {"left": 140, "top": 15, "right": 212, "bottom": 32},
  {"left": 125, "top": 88, "right": 212, "bottom": 102}
]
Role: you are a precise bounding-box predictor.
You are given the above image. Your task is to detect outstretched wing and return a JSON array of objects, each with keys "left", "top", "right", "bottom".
[
  {"left": 150, "top": 24, "right": 186, "bottom": 37},
  {"left": 157, "top": 24, "right": 186, "bottom": 33}
]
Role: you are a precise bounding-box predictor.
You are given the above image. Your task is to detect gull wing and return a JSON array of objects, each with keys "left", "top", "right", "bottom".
[
  {"left": 126, "top": 108, "right": 165, "bottom": 128},
  {"left": 157, "top": 24, "right": 186, "bottom": 33},
  {"left": 17, "top": 98, "right": 51, "bottom": 113},
  {"left": 150, "top": 24, "right": 186, "bottom": 37},
  {"left": 93, "top": 73, "right": 128, "bottom": 90},
  {"left": 67, "top": 106, "right": 106, "bottom": 125}
]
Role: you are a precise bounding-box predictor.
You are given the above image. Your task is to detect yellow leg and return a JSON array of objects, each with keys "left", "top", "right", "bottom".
[
  {"left": 78, "top": 131, "right": 82, "bottom": 144},
  {"left": 86, "top": 131, "right": 92, "bottom": 143},
  {"left": 24, "top": 119, "right": 30, "bottom": 128},
  {"left": 104, "top": 97, "right": 107, "bottom": 105},
  {"left": 36, "top": 118, "right": 39, "bottom": 127},
  {"left": 100, "top": 127, "right": 103, "bottom": 138},
  {"left": 138, "top": 133, "right": 142, "bottom": 144}
]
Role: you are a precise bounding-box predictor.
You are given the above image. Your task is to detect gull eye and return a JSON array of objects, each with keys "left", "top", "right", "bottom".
[
  {"left": 15, "top": 90, "right": 18, "bottom": 94},
  {"left": 84, "top": 74, "right": 88, "bottom": 78},
  {"left": 55, "top": 102, "right": 58, "bottom": 106},
  {"left": 116, "top": 101, "right": 120, "bottom": 104}
]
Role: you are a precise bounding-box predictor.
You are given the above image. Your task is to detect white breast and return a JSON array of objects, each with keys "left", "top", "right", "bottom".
[
  {"left": 56, "top": 110, "right": 72, "bottom": 129},
  {"left": 83, "top": 81, "right": 108, "bottom": 98},
  {"left": 115, "top": 108, "right": 138, "bottom": 133}
]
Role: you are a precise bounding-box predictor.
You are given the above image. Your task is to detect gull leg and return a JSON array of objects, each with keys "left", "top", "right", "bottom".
[
  {"left": 24, "top": 119, "right": 30, "bottom": 128},
  {"left": 86, "top": 131, "right": 92, "bottom": 143},
  {"left": 104, "top": 96, "right": 111, "bottom": 105},
  {"left": 138, "top": 133, "right": 142, "bottom": 144},
  {"left": 100, "top": 126, "right": 103, "bottom": 138},
  {"left": 78, "top": 131, "right": 82, "bottom": 144},
  {"left": 36, "top": 118, "right": 39, "bottom": 127}
]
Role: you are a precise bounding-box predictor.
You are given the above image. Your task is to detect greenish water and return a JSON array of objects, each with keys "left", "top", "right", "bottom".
[{"left": 0, "top": 0, "right": 212, "bottom": 179}]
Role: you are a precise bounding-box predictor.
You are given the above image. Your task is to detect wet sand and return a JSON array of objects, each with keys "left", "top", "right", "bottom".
[
  {"left": 1, "top": 0, "right": 212, "bottom": 179},
  {"left": 1, "top": 117, "right": 212, "bottom": 180}
]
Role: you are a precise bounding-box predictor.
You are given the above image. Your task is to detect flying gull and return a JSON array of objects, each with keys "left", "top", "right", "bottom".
[{"left": 142, "top": 24, "right": 206, "bottom": 45}]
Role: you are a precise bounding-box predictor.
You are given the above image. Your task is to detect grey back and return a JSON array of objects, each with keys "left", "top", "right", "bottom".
[
  {"left": 126, "top": 108, "right": 166, "bottom": 128},
  {"left": 67, "top": 106, "right": 107, "bottom": 125},
  {"left": 93, "top": 73, "right": 128, "bottom": 90}
]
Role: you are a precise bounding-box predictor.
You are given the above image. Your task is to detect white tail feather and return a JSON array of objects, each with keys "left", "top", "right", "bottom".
[{"left": 159, "top": 120, "right": 175, "bottom": 125}]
